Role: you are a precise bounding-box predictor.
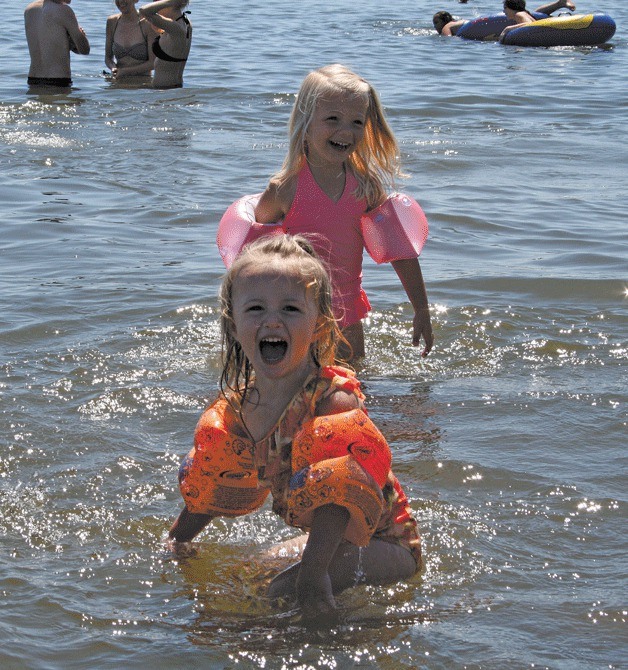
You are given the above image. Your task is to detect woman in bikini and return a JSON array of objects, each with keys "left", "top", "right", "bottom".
[
  {"left": 139, "top": 0, "right": 192, "bottom": 89},
  {"left": 105, "top": 0, "right": 157, "bottom": 80}
]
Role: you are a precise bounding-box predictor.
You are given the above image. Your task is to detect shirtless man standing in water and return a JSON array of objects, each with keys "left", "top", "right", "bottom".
[{"left": 24, "top": 0, "right": 90, "bottom": 89}]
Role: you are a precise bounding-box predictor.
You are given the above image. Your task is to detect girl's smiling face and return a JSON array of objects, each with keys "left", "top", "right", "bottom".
[
  {"left": 231, "top": 264, "right": 320, "bottom": 383},
  {"left": 305, "top": 90, "right": 368, "bottom": 168}
]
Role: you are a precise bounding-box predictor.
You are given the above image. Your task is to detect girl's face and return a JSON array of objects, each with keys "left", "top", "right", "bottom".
[
  {"left": 231, "top": 265, "right": 320, "bottom": 383},
  {"left": 115, "top": 0, "right": 137, "bottom": 12},
  {"left": 305, "top": 90, "right": 368, "bottom": 168}
]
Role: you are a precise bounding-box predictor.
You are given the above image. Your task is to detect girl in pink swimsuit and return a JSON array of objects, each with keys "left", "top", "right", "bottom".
[{"left": 254, "top": 64, "right": 433, "bottom": 361}]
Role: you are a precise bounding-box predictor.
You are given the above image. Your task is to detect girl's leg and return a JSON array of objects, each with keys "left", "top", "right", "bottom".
[
  {"left": 267, "top": 538, "right": 417, "bottom": 601},
  {"left": 338, "top": 321, "right": 365, "bottom": 361},
  {"left": 534, "top": 0, "right": 575, "bottom": 14},
  {"left": 327, "top": 539, "right": 418, "bottom": 592}
]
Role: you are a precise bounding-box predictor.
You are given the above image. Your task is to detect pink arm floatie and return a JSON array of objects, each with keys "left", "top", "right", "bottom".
[
  {"left": 361, "top": 193, "right": 429, "bottom": 264},
  {"left": 216, "top": 193, "right": 284, "bottom": 268}
]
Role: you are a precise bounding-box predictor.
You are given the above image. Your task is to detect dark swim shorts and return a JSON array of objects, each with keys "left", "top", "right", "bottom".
[{"left": 28, "top": 77, "right": 72, "bottom": 87}]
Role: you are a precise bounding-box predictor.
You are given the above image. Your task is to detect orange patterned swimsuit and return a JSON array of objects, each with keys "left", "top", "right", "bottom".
[{"left": 178, "top": 366, "right": 421, "bottom": 569}]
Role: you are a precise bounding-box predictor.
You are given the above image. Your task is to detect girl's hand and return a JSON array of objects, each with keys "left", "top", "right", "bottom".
[
  {"left": 413, "top": 308, "right": 434, "bottom": 357},
  {"left": 164, "top": 537, "right": 198, "bottom": 558}
]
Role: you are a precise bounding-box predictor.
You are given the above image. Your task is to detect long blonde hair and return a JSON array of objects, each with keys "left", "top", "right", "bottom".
[
  {"left": 273, "top": 64, "right": 402, "bottom": 210},
  {"left": 219, "top": 235, "right": 342, "bottom": 403}
]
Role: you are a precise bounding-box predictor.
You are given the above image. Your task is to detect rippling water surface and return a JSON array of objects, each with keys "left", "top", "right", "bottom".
[{"left": 1, "top": 1, "right": 626, "bottom": 668}]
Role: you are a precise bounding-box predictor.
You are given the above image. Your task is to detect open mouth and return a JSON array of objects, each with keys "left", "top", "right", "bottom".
[
  {"left": 329, "top": 140, "right": 350, "bottom": 151},
  {"left": 259, "top": 337, "right": 288, "bottom": 363}
]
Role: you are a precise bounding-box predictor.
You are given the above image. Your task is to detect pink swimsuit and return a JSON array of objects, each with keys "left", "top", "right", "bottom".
[{"left": 283, "top": 163, "right": 371, "bottom": 328}]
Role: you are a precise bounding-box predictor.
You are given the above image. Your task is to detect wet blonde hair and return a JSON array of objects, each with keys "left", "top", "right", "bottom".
[
  {"left": 219, "top": 235, "right": 342, "bottom": 402},
  {"left": 272, "top": 64, "right": 402, "bottom": 210}
]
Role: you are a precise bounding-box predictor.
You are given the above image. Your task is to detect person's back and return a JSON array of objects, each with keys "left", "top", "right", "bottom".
[{"left": 24, "top": 0, "right": 89, "bottom": 86}]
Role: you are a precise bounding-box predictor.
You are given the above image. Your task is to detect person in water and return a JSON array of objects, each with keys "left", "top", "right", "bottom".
[
  {"left": 432, "top": 11, "right": 466, "bottom": 36},
  {"left": 433, "top": 0, "right": 576, "bottom": 36},
  {"left": 503, "top": 0, "right": 574, "bottom": 23},
  {"left": 499, "top": 0, "right": 576, "bottom": 38},
  {"left": 168, "top": 234, "right": 422, "bottom": 621},
  {"left": 251, "top": 64, "right": 433, "bottom": 361},
  {"left": 139, "top": 0, "right": 192, "bottom": 88},
  {"left": 105, "top": 0, "right": 158, "bottom": 80},
  {"left": 24, "top": 0, "right": 90, "bottom": 89}
]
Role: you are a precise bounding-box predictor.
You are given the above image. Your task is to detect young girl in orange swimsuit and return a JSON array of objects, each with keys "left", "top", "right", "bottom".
[
  {"left": 252, "top": 64, "right": 433, "bottom": 361},
  {"left": 168, "top": 235, "right": 421, "bottom": 621}
]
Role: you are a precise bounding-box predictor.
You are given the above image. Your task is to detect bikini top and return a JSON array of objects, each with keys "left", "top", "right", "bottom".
[
  {"left": 153, "top": 13, "right": 191, "bottom": 63},
  {"left": 112, "top": 17, "right": 149, "bottom": 62}
]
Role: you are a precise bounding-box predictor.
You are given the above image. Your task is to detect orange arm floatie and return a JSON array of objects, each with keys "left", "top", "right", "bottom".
[
  {"left": 287, "top": 409, "right": 392, "bottom": 546},
  {"left": 178, "top": 401, "right": 270, "bottom": 517}
]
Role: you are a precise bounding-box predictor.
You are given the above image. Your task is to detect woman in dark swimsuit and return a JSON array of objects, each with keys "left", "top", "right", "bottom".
[
  {"left": 139, "top": 0, "right": 192, "bottom": 89},
  {"left": 105, "top": 0, "right": 157, "bottom": 80}
]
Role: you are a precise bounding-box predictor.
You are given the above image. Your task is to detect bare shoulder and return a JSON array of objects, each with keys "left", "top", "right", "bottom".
[
  {"left": 25, "top": 0, "right": 43, "bottom": 13},
  {"left": 24, "top": 0, "right": 44, "bottom": 20},
  {"left": 316, "top": 388, "right": 362, "bottom": 417},
  {"left": 54, "top": 2, "right": 79, "bottom": 25},
  {"left": 106, "top": 13, "right": 120, "bottom": 29},
  {"left": 255, "top": 177, "right": 296, "bottom": 222},
  {"left": 269, "top": 176, "right": 297, "bottom": 208}
]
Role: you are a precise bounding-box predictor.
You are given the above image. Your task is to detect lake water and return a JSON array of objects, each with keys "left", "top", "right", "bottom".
[{"left": 1, "top": 1, "right": 626, "bottom": 668}]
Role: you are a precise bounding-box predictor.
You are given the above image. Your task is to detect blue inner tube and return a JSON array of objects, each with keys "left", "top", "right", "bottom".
[
  {"left": 457, "top": 11, "right": 546, "bottom": 41},
  {"left": 500, "top": 14, "right": 616, "bottom": 47}
]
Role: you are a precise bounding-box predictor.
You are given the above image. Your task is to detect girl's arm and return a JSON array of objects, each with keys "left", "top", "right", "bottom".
[
  {"left": 296, "top": 504, "right": 350, "bottom": 619},
  {"left": 442, "top": 19, "right": 465, "bottom": 36},
  {"left": 391, "top": 257, "right": 434, "bottom": 357},
  {"left": 114, "top": 57, "right": 155, "bottom": 78},
  {"left": 292, "top": 388, "right": 361, "bottom": 617},
  {"left": 104, "top": 16, "right": 116, "bottom": 71},
  {"left": 315, "top": 386, "right": 362, "bottom": 416},
  {"left": 60, "top": 4, "right": 90, "bottom": 55},
  {"left": 138, "top": 0, "right": 186, "bottom": 35},
  {"left": 499, "top": 18, "right": 533, "bottom": 41},
  {"left": 168, "top": 506, "right": 214, "bottom": 543}
]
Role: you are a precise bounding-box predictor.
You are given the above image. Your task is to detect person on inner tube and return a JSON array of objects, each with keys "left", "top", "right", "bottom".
[
  {"left": 499, "top": 0, "right": 576, "bottom": 41},
  {"left": 433, "top": 0, "right": 575, "bottom": 37}
]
